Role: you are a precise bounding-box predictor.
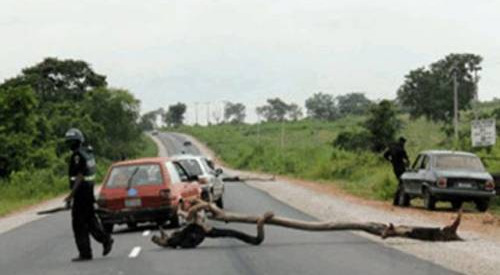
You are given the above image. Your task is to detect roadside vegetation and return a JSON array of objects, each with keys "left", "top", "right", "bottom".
[
  {"left": 0, "top": 58, "right": 156, "bottom": 217},
  {"left": 174, "top": 53, "right": 500, "bottom": 213}
]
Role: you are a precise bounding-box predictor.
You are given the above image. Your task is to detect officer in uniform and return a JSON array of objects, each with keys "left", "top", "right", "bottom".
[
  {"left": 64, "top": 128, "right": 113, "bottom": 262},
  {"left": 383, "top": 137, "right": 410, "bottom": 206}
]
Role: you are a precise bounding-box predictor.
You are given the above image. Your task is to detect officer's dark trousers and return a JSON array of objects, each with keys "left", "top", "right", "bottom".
[
  {"left": 392, "top": 165, "right": 406, "bottom": 205},
  {"left": 72, "top": 203, "right": 109, "bottom": 258}
]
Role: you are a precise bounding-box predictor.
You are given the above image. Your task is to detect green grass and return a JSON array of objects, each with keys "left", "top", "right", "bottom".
[
  {"left": 136, "top": 134, "right": 159, "bottom": 158},
  {"left": 0, "top": 134, "right": 156, "bottom": 217},
  {"left": 177, "top": 115, "right": 500, "bottom": 212}
]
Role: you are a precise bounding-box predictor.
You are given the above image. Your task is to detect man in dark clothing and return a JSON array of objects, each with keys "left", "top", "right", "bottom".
[
  {"left": 64, "top": 128, "right": 113, "bottom": 262},
  {"left": 383, "top": 137, "right": 410, "bottom": 205}
]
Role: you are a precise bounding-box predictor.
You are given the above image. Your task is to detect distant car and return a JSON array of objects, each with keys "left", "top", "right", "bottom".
[
  {"left": 399, "top": 150, "right": 496, "bottom": 211},
  {"left": 151, "top": 130, "right": 159, "bottom": 136},
  {"left": 171, "top": 154, "right": 225, "bottom": 208},
  {"left": 96, "top": 157, "right": 202, "bottom": 233}
]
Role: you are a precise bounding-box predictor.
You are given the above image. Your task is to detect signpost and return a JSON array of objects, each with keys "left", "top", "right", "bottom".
[{"left": 471, "top": 119, "right": 496, "bottom": 147}]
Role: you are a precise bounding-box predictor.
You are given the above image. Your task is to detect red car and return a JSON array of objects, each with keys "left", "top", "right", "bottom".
[{"left": 96, "top": 157, "right": 202, "bottom": 233}]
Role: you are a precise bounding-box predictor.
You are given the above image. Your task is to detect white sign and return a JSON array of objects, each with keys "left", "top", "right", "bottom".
[{"left": 471, "top": 119, "right": 496, "bottom": 147}]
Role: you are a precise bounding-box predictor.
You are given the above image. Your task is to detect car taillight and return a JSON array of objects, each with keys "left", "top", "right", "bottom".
[
  {"left": 485, "top": 180, "right": 495, "bottom": 191},
  {"left": 437, "top": 178, "right": 447, "bottom": 188},
  {"left": 159, "top": 189, "right": 171, "bottom": 200}
]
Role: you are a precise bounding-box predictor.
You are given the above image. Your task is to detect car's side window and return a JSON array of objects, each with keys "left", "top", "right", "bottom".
[
  {"left": 412, "top": 154, "right": 423, "bottom": 170},
  {"left": 173, "top": 161, "right": 190, "bottom": 181},
  {"left": 165, "top": 161, "right": 182, "bottom": 184},
  {"left": 420, "top": 155, "right": 429, "bottom": 170}
]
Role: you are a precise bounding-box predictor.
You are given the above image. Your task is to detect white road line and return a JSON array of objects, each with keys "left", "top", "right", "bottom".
[
  {"left": 142, "top": 230, "right": 151, "bottom": 237},
  {"left": 128, "top": 246, "right": 142, "bottom": 258}
]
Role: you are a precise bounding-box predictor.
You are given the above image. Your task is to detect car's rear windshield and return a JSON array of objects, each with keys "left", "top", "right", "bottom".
[
  {"left": 434, "top": 155, "right": 485, "bottom": 171},
  {"left": 177, "top": 159, "right": 203, "bottom": 176},
  {"left": 106, "top": 164, "right": 163, "bottom": 188}
]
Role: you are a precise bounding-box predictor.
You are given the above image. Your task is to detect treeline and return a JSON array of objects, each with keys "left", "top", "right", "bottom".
[
  {"left": 0, "top": 58, "right": 145, "bottom": 213},
  {"left": 146, "top": 53, "right": 500, "bottom": 154}
]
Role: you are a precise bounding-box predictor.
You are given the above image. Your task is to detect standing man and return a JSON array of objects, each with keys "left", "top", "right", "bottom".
[
  {"left": 64, "top": 128, "right": 113, "bottom": 262},
  {"left": 384, "top": 137, "right": 410, "bottom": 206}
]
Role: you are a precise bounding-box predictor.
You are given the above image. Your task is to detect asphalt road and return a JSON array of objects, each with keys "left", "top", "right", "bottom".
[{"left": 0, "top": 132, "right": 460, "bottom": 275}]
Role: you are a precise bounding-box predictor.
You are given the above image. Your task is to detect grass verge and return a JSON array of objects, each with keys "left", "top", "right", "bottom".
[{"left": 0, "top": 134, "right": 157, "bottom": 217}]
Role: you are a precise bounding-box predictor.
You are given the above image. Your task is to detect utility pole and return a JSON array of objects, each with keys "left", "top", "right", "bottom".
[
  {"left": 257, "top": 113, "right": 261, "bottom": 144},
  {"left": 194, "top": 102, "right": 199, "bottom": 125},
  {"left": 205, "top": 102, "right": 211, "bottom": 125},
  {"left": 280, "top": 119, "right": 285, "bottom": 150},
  {"left": 452, "top": 68, "right": 459, "bottom": 143}
]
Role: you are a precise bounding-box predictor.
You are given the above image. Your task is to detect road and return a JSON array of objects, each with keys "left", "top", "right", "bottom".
[{"left": 0, "top": 132, "right": 460, "bottom": 275}]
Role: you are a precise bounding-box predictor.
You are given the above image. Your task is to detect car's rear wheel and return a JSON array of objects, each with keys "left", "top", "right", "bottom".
[
  {"left": 475, "top": 199, "right": 490, "bottom": 212},
  {"left": 423, "top": 188, "right": 436, "bottom": 210},
  {"left": 398, "top": 189, "right": 410, "bottom": 207},
  {"left": 451, "top": 200, "right": 463, "bottom": 210},
  {"left": 103, "top": 223, "right": 114, "bottom": 234}
]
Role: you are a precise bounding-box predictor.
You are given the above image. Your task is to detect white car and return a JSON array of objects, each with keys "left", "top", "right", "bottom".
[{"left": 171, "top": 154, "right": 225, "bottom": 208}]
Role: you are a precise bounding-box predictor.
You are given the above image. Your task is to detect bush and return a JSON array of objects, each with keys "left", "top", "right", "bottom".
[{"left": 333, "top": 130, "right": 371, "bottom": 151}]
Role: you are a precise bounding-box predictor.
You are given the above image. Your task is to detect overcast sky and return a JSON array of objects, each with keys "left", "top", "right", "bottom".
[{"left": 1, "top": 0, "right": 500, "bottom": 124}]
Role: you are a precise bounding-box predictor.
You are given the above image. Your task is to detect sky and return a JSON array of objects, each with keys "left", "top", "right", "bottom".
[{"left": 1, "top": 0, "right": 500, "bottom": 124}]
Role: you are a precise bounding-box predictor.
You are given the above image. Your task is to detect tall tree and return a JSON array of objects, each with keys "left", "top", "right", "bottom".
[
  {"left": 1, "top": 57, "right": 107, "bottom": 103},
  {"left": 256, "top": 98, "right": 291, "bottom": 122},
  {"left": 287, "top": 103, "right": 303, "bottom": 121},
  {"left": 224, "top": 102, "right": 246, "bottom": 124},
  {"left": 0, "top": 86, "right": 38, "bottom": 177},
  {"left": 81, "top": 88, "right": 142, "bottom": 160},
  {"left": 164, "top": 103, "right": 187, "bottom": 127},
  {"left": 364, "top": 100, "right": 402, "bottom": 152},
  {"left": 337, "top": 92, "right": 372, "bottom": 116},
  {"left": 305, "top": 93, "right": 337, "bottom": 120},
  {"left": 397, "top": 53, "right": 482, "bottom": 122}
]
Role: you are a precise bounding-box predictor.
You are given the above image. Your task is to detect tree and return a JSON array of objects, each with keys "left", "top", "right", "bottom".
[
  {"left": 1, "top": 57, "right": 107, "bottom": 103},
  {"left": 256, "top": 98, "right": 299, "bottom": 122},
  {"left": 0, "top": 86, "right": 38, "bottom": 177},
  {"left": 337, "top": 93, "right": 372, "bottom": 116},
  {"left": 397, "top": 53, "right": 482, "bottom": 122},
  {"left": 305, "top": 93, "right": 337, "bottom": 120},
  {"left": 139, "top": 108, "right": 164, "bottom": 131},
  {"left": 224, "top": 102, "right": 246, "bottom": 124},
  {"left": 81, "top": 88, "right": 142, "bottom": 160},
  {"left": 364, "top": 100, "right": 402, "bottom": 152},
  {"left": 165, "top": 103, "right": 187, "bottom": 127},
  {"left": 287, "top": 103, "right": 303, "bottom": 121}
]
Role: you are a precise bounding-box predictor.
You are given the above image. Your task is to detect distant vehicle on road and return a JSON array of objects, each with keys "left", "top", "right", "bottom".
[
  {"left": 398, "top": 150, "right": 495, "bottom": 212},
  {"left": 171, "top": 154, "right": 225, "bottom": 208},
  {"left": 151, "top": 130, "right": 159, "bottom": 136},
  {"left": 96, "top": 157, "right": 202, "bottom": 233}
]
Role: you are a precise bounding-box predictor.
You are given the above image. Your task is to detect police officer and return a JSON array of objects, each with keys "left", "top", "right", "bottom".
[
  {"left": 383, "top": 137, "right": 410, "bottom": 206},
  {"left": 64, "top": 128, "right": 113, "bottom": 262}
]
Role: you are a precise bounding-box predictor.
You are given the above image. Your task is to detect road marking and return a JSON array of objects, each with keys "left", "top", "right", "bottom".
[
  {"left": 142, "top": 230, "right": 151, "bottom": 237},
  {"left": 128, "top": 246, "right": 141, "bottom": 258}
]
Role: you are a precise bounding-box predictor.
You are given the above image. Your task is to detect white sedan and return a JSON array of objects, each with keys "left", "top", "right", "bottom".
[{"left": 171, "top": 154, "right": 225, "bottom": 208}]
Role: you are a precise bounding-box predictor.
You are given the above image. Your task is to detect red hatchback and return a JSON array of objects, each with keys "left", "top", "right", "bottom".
[{"left": 96, "top": 157, "right": 202, "bottom": 233}]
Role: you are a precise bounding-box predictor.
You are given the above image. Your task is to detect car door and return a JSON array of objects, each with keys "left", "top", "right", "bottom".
[
  {"left": 164, "top": 161, "right": 186, "bottom": 205},
  {"left": 173, "top": 161, "right": 200, "bottom": 200},
  {"left": 418, "top": 155, "right": 436, "bottom": 193},
  {"left": 415, "top": 154, "right": 433, "bottom": 195},
  {"left": 201, "top": 158, "right": 224, "bottom": 199},
  {"left": 403, "top": 154, "right": 423, "bottom": 194}
]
